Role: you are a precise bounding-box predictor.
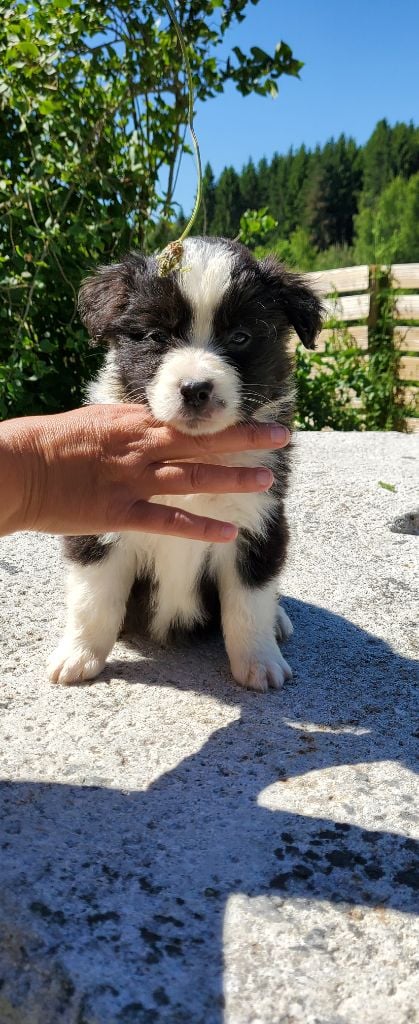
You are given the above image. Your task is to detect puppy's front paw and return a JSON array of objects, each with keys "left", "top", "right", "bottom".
[
  {"left": 230, "top": 643, "right": 292, "bottom": 694},
  {"left": 275, "top": 605, "right": 294, "bottom": 642},
  {"left": 47, "top": 644, "right": 107, "bottom": 685}
]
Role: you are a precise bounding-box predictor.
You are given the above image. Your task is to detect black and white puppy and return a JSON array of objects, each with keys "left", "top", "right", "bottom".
[{"left": 48, "top": 237, "right": 322, "bottom": 692}]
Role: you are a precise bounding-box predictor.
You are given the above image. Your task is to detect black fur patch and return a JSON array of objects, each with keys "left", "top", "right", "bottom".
[
  {"left": 120, "top": 574, "right": 155, "bottom": 638},
  {"left": 120, "top": 569, "right": 221, "bottom": 643},
  {"left": 236, "top": 502, "right": 290, "bottom": 589},
  {"left": 210, "top": 246, "right": 294, "bottom": 421},
  {"left": 63, "top": 535, "right": 112, "bottom": 565},
  {"left": 79, "top": 253, "right": 192, "bottom": 346},
  {"left": 259, "top": 256, "right": 323, "bottom": 350},
  {"left": 79, "top": 252, "right": 193, "bottom": 405}
]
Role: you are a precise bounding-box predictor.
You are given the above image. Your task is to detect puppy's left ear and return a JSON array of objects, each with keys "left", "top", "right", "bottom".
[
  {"left": 260, "top": 256, "right": 323, "bottom": 349},
  {"left": 78, "top": 253, "right": 148, "bottom": 346}
]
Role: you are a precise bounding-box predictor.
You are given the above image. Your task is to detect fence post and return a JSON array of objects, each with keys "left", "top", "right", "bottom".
[
  {"left": 367, "top": 264, "right": 379, "bottom": 340},
  {"left": 367, "top": 265, "right": 406, "bottom": 430}
]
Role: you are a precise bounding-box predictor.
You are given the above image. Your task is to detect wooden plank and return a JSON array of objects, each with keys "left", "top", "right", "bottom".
[
  {"left": 391, "top": 264, "right": 419, "bottom": 289},
  {"left": 319, "top": 327, "right": 364, "bottom": 352},
  {"left": 394, "top": 295, "right": 419, "bottom": 320},
  {"left": 398, "top": 356, "right": 419, "bottom": 381},
  {"left": 323, "top": 293, "right": 370, "bottom": 322},
  {"left": 394, "top": 326, "right": 419, "bottom": 351},
  {"left": 289, "top": 325, "right": 368, "bottom": 352},
  {"left": 406, "top": 417, "right": 419, "bottom": 433},
  {"left": 304, "top": 265, "right": 369, "bottom": 295}
]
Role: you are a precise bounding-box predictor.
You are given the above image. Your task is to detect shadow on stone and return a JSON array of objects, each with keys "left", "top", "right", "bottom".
[{"left": 1, "top": 600, "right": 417, "bottom": 1023}]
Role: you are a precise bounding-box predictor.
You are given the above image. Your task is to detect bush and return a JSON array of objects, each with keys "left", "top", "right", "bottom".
[
  {"left": 0, "top": 0, "right": 301, "bottom": 418},
  {"left": 295, "top": 271, "right": 406, "bottom": 432},
  {"left": 354, "top": 174, "right": 419, "bottom": 264}
]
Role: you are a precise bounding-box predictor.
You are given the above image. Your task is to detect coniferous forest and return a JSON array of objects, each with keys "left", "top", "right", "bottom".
[{"left": 167, "top": 119, "right": 419, "bottom": 270}]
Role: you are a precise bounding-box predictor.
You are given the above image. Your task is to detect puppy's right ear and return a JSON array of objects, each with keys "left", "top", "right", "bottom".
[
  {"left": 78, "top": 253, "right": 147, "bottom": 345},
  {"left": 259, "top": 256, "right": 323, "bottom": 349}
]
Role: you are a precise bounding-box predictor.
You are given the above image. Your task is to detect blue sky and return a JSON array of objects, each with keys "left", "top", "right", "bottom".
[{"left": 173, "top": 0, "right": 419, "bottom": 215}]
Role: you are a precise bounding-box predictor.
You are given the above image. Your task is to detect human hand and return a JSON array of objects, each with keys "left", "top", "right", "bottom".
[{"left": 0, "top": 404, "right": 290, "bottom": 542}]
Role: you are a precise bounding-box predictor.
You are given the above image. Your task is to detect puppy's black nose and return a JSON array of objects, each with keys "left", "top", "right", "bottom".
[{"left": 180, "top": 380, "right": 214, "bottom": 409}]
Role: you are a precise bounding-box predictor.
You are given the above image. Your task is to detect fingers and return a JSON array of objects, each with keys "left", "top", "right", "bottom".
[
  {"left": 122, "top": 499, "right": 238, "bottom": 543},
  {"left": 143, "top": 421, "right": 291, "bottom": 462},
  {"left": 148, "top": 462, "right": 274, "bottom": 496}
]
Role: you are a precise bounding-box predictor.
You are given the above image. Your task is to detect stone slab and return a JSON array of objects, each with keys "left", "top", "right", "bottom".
[{"left": 0, "top": 432, "right": 418, "bottom": 1024}]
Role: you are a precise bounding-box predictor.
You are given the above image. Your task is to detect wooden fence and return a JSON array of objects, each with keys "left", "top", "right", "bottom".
[{"left": 291, "top": 263, "right": 419, "bottom": 431}]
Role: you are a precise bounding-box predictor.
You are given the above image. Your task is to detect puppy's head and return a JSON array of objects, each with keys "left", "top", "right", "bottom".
[{"left": 79, "top": 238, "right": 322, "bottom": 434}]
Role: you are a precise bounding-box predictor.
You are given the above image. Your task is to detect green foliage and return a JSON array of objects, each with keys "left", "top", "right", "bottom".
[
  {"left": 354, "top": 174, "right": 419, "bottom": 264},
  {"left": 237, "top": 207, "right": 277, "bottom": 247},
  {"left": 0, "top": 0, "right": 301, "bottom": 418},
  {"left": 228, "top": 39, "right": 302, "bottom": 98},
  {"left": 309, "top": 244, "right": 355, "bottom": 271},
  {"left": 361, "top": 119, "right": 419, "bottom": 207},
  {"left": 211, "top": 166, "right": 243, "bottom": 236},
  {"left": 295, "top": 271, "right": 406, "bottom": 433},
  {"left": 365, "top": 267, "right": 405, "bottom": 431},
  {"left": 400, "top": 174, "right": 419, "bottom": 261},
  {"left": 355, "top": 178, "right": 407, "bottom": 263},
  {"left": 255, "top": 227, "right": 316, "bottom": 271},
  {"left": 378, "top": 481, "right": 397, "bottom": 492},
  {"left": 295, "top": 326, "right": 370, "bottom": 431},
  {"left": 303, "top": 136, "right": 362, "bottom": 249},
  {"left": 239, "top": 159, "right": 261, "bottom": 212},
  {"left": 193, "top": 161, "right": 216, "bottom": 234}
]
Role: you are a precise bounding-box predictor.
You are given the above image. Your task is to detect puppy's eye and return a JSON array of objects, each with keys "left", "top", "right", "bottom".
[
  {"left": 146, "top": 329, "right": 169, "bottom": 344},
  {"left": 229, "top": 330, "right": 251, "bottom": 348}
]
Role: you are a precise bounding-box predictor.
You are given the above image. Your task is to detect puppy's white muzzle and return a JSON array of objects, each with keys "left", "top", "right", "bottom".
[{"left": 146, "top": 346, "right": 241, "bottom": 434}]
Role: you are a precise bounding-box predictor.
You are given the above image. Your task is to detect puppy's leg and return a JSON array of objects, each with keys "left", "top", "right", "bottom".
[
  {"left": 217, "top": 514, "right": 292, "bottom": 693},
  {"left": 219, "top": 569, "right": 292, "bottom": 693},
  {"left": 275, "top": 604, "right": 294, "bottom": 642},
  {"left": 48, "top": 540, "right": 136, "bottom": 685}
]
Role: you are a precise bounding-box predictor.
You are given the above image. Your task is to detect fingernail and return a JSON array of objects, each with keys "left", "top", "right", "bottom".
[
  {"left": 256, "top": 469, "right": 273, "bottom": 487},
  {"left": 221, "top": 524, "right": 237, "bottom": 540},
  {"left": 270, "top": 425, "right": 290, "bottom": 445}
]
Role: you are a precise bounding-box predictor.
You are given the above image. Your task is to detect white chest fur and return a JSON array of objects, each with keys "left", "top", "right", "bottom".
[{"left": 120, "top": 449, "right": 277, "bottom": 641}]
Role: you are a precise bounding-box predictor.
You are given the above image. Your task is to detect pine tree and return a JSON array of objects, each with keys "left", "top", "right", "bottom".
[
  {"left": 239, "top": 159, "right": 261, "bottom": 212},
  {"left": 355, "top": 177, "right": 407, "bottom": 263},
  {"left": 211, "top": 166, "right": 244, "bottom": 237},
  {"left": 188, "top": 120, "right": 419, "bottom": 254},
  {"left": 268, "top": 152, "right": 290, "bottom": 236},
  {"left": 304, "top": 136, "right": 362, "bottom": 248},
  {"left": 390, "top": 122, "right": 419, "bottom": 180},
  {"left": 285, "top": 145, "right": 312, "bottom": 235},
  {"left": 194, "top": 162, "right": 216, "bottom": 234},
  {"left": 399, "top": 172, "right": 419, "bottom": 260},
  {"left": 256, "top": 156, "right": 271, "bottom": 206},
  {"left": 361, "top": 119, "right": 393, "bottom": 206}
]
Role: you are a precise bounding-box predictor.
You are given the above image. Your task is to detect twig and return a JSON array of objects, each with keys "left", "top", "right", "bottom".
[{"left": 156, "top": 0, "right": 203, "bottom": 275}]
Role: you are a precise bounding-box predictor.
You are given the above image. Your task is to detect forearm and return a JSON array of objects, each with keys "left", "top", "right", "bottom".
[{"left": 0, "top": 417, "right": 39, "bottom": 535}]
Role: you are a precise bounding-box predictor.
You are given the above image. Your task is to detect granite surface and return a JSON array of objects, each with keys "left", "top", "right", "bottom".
[{"left": 0, "top": 431, "right": 418, "bottom": 1024}]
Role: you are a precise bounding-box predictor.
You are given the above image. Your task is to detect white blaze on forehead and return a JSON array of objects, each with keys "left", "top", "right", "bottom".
[{"left": 178, "top": 238, "right": 233, "bottom": 347}]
